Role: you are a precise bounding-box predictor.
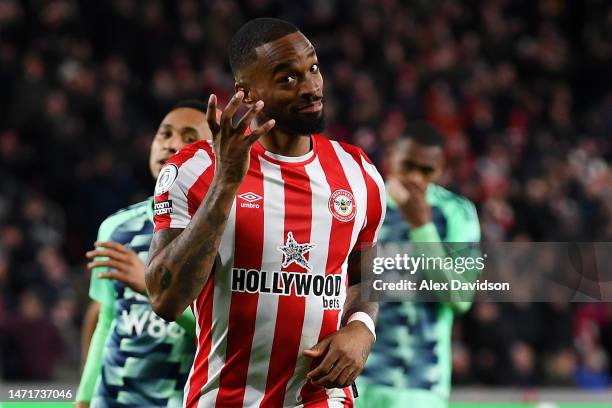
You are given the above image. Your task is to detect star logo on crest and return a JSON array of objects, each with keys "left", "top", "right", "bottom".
[{"left": 277, "top": 232, "right": 316, "bottom": 271}]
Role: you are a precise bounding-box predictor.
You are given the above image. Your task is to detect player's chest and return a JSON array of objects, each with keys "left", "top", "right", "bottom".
[{"left": 231, "top": 163, "right": 367, "bottom": 253}]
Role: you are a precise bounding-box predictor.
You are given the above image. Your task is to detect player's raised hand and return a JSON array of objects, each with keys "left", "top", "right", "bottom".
[
  {"left": 303, "top": 321, "right": 375, "bottom": 389},
  {"left": 86, "top": 241, "right": 147, "bottom": 295},
  {"left": 207, "top": 92, "right": 275, "bottom": 186},
  {"left": 387, "top": 177, "right": 431, "bottom": 228}
]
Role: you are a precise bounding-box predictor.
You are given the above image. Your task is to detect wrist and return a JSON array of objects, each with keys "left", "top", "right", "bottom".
[
  {"left": 346, "top": 312, "right": 376, "bottom": 341},
  {"left": 212, "top": 175, "right": 242, "bottom": 193}
]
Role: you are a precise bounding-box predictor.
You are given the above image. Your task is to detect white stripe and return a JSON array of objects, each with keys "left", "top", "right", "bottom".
[
  {"left": 242, "top": 157, "right": 285, "bottom": 407},
  {"left": 169, "top": 149, "right": 213, "bottom": 228},
  {"left": 196, "top": 200, "right": 237, "bottom": 406},
  {"left": 360, "top": 155, "right": 387, "bottom": 243},
  {"left": 283, "top": 157, "right": 333, "bottom": 406}
]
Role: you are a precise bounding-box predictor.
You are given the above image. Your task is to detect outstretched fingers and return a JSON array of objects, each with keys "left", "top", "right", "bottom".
[
  {"left": 220, "top": 91, "right": 245, "bottom": 130},
  {"left": 206, "top": 94, "right": 220, "bottom": 135},
  {"left": 235, "top": 100, "right": 264, "bottom": 136},
  {"left": 248, "top": 119, "right": 276, "bottom": 145}
]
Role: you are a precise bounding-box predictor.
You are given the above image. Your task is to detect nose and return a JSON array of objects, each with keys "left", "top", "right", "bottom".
[
  {"left": 299, "top": 76, "right": 321, "bottom": 99},
  {"left": 163, "top": 131, "right": 182, "bottom": 154}
]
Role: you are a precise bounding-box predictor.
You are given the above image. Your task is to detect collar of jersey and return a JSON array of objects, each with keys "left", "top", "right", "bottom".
[{"left": 252, "top": 135, "right": 318, "bottom": 166}]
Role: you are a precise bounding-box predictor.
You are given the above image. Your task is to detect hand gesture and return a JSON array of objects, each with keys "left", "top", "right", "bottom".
[
  {"left": 302, "top": 321, "right": 375, "bottom": 389},
  {"left": 207, "top": 92, "right": 275, "bottom": 186},
  {"left": 86, "top": 241, "right": 147, "bottom": 294},
  {"left": 387, "top": 177, "right": 431, "bottom": 228}
]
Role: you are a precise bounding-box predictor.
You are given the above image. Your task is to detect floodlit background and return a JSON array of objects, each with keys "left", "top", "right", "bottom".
[{"left": 0, "top": 0, "right": 611, "bottom": 405}]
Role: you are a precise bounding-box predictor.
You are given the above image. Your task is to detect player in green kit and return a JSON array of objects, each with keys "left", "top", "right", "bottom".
[
  {"left": 75, "top": 100, "right": 212, "bottom": 408},
  {"left": 357, "top": 123, "right": 480, "bottom": 408}
]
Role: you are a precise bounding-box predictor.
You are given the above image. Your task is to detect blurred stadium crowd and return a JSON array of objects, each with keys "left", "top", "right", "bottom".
[{"left": 1, "top": 0, "right": 611, "bottom": 389}]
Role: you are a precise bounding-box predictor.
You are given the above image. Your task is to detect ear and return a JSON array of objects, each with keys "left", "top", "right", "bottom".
[{"left": 235, "top": 82, "right": 256, "bottom": 106}]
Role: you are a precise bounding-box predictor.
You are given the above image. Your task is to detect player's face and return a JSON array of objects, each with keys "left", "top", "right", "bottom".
[
  {"left": 390, "top": 139, "right": 444, "bottom": 190},
  {"left": 149, "top": 107, "right": 211, "bottom": 178},
  {"left": 243, "top": 32, "right": 325, "bottom": 136}
]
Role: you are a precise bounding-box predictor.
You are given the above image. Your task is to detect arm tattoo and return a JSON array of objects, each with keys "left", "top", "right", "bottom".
[
  {"left": 145, "top": 181, "right": 237, "bottom": 319},
  {"left": 160, "top": 267, "right": 172, "bottom": 289}
]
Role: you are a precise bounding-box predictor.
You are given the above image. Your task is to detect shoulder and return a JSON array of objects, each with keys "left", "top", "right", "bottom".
[
  {"left": 315, "top": 135, "right": 378, "bottom": 172},
  {"left": 99, "top": 199, "right": 151, "bottom": 235},
  {"left": 429, "top": 184, "right": 479, "bottom": 225},
  {"left": 165, "top": 140, "right": 214, "bottom": 170}
]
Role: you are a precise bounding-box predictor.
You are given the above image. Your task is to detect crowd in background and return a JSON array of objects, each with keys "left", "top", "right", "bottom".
[{"left": 1, "top": 0, "right": 611, "bottom": 388}]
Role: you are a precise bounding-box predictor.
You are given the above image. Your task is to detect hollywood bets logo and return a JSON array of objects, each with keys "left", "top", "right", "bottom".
[{"left": 231, "top": 232, "right": 342, "bottom": 310}]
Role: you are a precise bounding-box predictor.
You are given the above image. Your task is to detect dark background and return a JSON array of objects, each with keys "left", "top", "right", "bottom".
[{"left": 0, "top": 0, "right": 611, "bottom": 388}]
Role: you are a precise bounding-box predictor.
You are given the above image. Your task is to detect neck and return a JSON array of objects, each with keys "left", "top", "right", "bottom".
[{"left": 258, "top": 127, "right": 311, "bottom": 157}]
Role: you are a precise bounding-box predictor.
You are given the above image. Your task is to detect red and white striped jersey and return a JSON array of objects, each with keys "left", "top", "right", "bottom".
[{"left": 153, "top": 134, "right": 386, "bottom": 408}]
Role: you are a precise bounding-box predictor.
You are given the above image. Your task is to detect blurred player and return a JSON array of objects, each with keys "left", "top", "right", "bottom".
[
  {"left": 145, "top": 18, "right": 385, "bottom": 408},
  {"left": 357, "top": 123, "right": 481, "bottom": 408},
  {"left": 75, "top": 100, "right": 212, "bottom": 408}
]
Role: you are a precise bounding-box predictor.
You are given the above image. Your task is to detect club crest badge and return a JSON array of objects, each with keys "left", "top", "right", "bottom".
[
  {"left": 329, "top": 189, "right": 356, "bottom": 222},
  {"left": 155, "top": 164, "right": 178, "bottom": 196}
]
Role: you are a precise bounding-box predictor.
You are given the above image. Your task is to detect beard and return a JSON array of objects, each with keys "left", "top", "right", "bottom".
[{"left": 262, "top": 103, "right": 326, "bottom": 136}]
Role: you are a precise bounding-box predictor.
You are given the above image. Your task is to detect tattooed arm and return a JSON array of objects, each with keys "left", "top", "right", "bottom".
[
  {"left": 145, "top": 92, "right": 275, "bottom": 321},
  {"left": 146, "top": 184, "right": 238, "bottom": 320}
]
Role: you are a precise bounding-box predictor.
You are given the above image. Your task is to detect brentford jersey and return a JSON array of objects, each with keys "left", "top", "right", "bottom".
[{"left": 153, "top": 134, "right": 386, "bottom": 408}]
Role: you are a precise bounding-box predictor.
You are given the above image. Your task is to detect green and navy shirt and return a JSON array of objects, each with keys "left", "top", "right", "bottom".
[
  {"left": 359, "top": 184, "right": 480, "bottom": 402},
  {"left": 89, "top": 198, "right": 195, "bottom": 408}
]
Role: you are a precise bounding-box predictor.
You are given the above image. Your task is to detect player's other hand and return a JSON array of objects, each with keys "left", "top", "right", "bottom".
[
  {"left": 86, "top": 241, "right": 147, "bottom": 295},
  {"left": 206, "top": 92, "right": 275, "bottom": 186},
  {"left": 387, "top": 177, "right": 431, "bottom": 228},
  {"left": 303, "top": 321, "right": 375, "bottom": 389}
]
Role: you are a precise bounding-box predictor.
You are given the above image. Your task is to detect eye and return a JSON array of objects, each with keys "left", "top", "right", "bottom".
[
  {"left": 310, "top": 64, "right": 319, "bottom": 73},
  {"left": 279, "top": 75, "right": 296, "bottom": 84},
  {"left": 157, "top": 130, "right": 171, "bottom": 138}
]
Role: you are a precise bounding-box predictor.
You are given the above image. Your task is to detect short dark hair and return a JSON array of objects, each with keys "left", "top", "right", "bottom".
[
  {"left": 172, "top": 99, "right": 207, "bottom": 114},
  {"left": 401, "top": 122, "right": 445, "bottom": 148},
  {"left": 229, "top": 18, "right": 299, "bottom": 76}
]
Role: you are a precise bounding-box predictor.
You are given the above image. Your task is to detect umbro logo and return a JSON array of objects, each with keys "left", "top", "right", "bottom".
[{"left": 238, "top": 192, "right": 262, "bottom": 209}]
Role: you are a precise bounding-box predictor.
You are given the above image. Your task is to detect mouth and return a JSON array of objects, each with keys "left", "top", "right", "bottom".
[{"left": 296, "top": 100, "right": 323, "bottom": 113}]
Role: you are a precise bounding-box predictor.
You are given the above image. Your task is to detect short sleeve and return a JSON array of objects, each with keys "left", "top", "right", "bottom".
[
  {"left": 153, "top": 142, "right": 215, "bottom": 232},
  {"left": 355, "top": 151, "right": 387, "bottom": 250},
  {"left": 89, "top": 218, "right": 118, "bottom": 306}
]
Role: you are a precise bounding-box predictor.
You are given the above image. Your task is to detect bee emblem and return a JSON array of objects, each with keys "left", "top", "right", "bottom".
[{"left": 329, "top": 189, "right": 356, "bottom": 222}]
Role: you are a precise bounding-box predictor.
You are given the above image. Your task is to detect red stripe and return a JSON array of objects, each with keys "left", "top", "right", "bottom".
[
  {"left": 215, "top": 154, "right": 265, "bottom": 406},
  {"left": 185, "top": 270, "right": 215, "bottom": 408},
  {"left": 261, "top": 163, "right": 313, "bottom": 406},
  {"left": 301, "top": 137, "right": 357, "bottom": 405},
  {"left": 350, "top": 148, "right": 383, "bottom": 249},
  {"left": 153, "top": 144, "right": 202, "bottom": 232}
]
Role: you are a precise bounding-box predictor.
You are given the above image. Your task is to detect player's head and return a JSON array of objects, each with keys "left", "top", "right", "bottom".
[
  {"left": 229, "top": 18, "right": 324, "bottom": 136},
  {"left": 149, "top": 100, "right": 211, "bottom": 178},
  {"left": 391, "top": 122, "right": 445, "bottom": 190}
]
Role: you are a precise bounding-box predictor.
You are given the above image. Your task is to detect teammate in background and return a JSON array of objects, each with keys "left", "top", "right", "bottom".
[
  {"left": 145, "top": 18, "right": 386, "bottom": 408},
  {"left": 357, "top": 123, "right": 481, "bottom": 408},
  {"left": 75, "top": 100, "right": 212, "bottom": 408}
]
